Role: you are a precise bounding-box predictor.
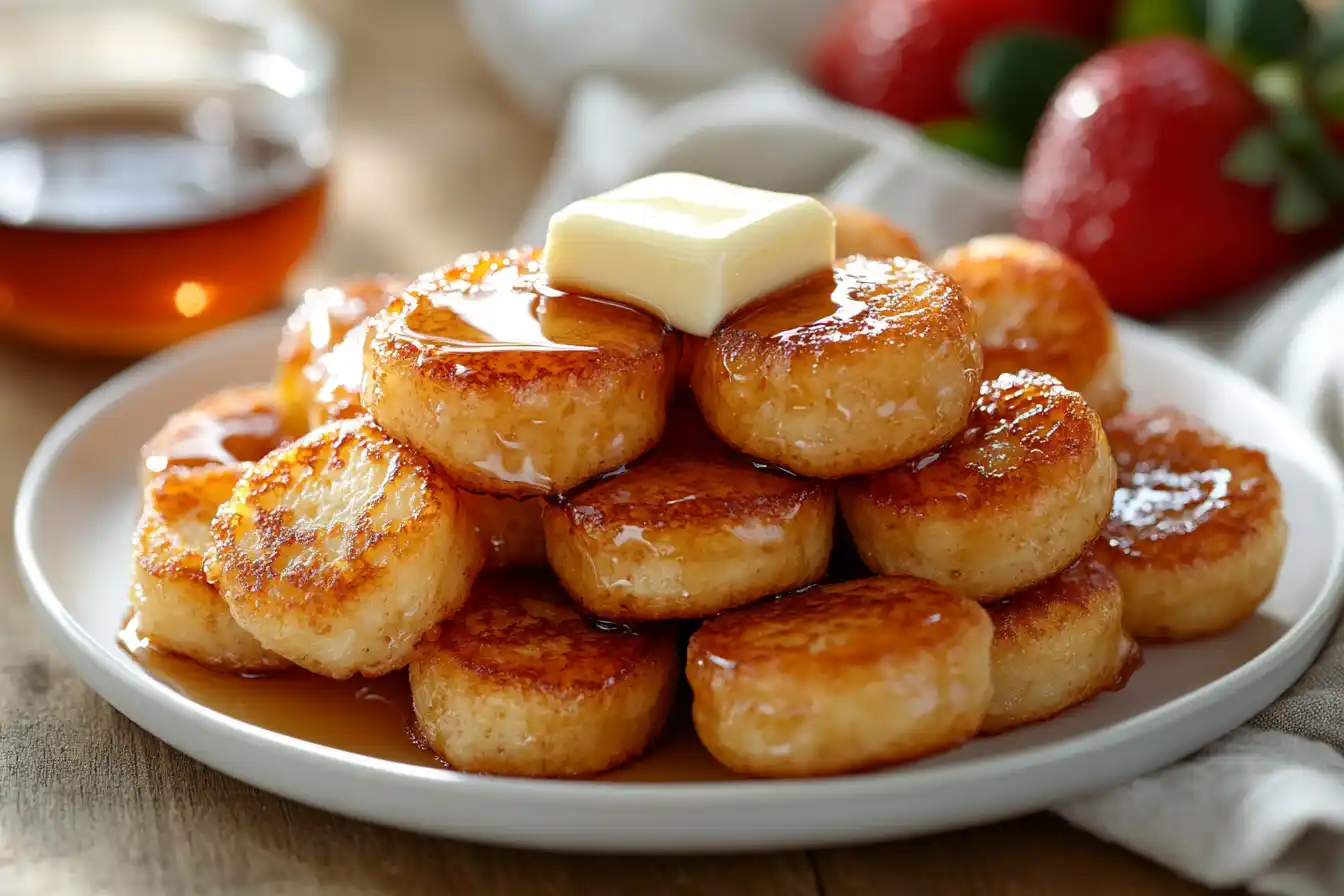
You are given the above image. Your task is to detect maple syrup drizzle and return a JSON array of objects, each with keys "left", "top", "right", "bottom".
[
  {"left": 119, "top": 612, "right": 738, "bottom": 783},
  {"left": 391, "top": 252, "right": 658, "bottom": 355},
  {"left": 140, "top": 388, "right": 291, "bottom": 483}
]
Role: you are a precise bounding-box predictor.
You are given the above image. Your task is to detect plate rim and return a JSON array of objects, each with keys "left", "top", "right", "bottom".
[
  {"left": 1274, "top": 292, "right": 1344, "bottom": 442},
  {"left": 14, "top": 313, "right": 1344, "bottom": 813}
]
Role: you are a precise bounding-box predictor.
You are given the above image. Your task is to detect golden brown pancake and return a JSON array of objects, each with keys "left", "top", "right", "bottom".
[
  {"left": 1095, "top": 408, "right": 1287, "bottom": 641},
  {"left": 410, "top": 572, "right": 679, "bottom": 777},
  {"left": 934, "top": 235, "right": 1126, "bottom": 419},
  {"left": 206, "top": 418, "right": 483, "bottom": 679},
  {"left": 828, "top": 201, "right": 923, "bottom": 260},
  {"left": 543, "top": 406, "right": 834, "bottom": 619},
  {"left": 692, "top": 256, "right": 982, "bottom": 478},
  {"left": 686, "top": 575, "right": 992, "bottom": 777},
  {"left": 840, "top": 371, "right": 1116, "bottom": 600},
  {"left": 982, "top": 552, "right": 1139, "bottom": 734},
  {"left": 131, "top": 465, "right": 289, "bottom": 673},
  {"left": 363, "top": 248, "right": 676, "bottom": 496}
]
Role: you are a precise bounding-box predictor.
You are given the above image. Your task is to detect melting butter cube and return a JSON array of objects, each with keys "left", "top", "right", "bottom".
[{"left": 542, "top": 172, "right": 836, "bottom": 337}]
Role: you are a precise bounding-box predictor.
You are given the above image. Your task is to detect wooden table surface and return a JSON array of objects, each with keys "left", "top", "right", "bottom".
[{"left": 0, "top": 3, "right": 1225, "bottom": 893}]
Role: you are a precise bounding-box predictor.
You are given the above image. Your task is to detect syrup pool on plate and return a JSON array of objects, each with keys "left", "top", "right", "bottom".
[{"left": 119, "top": 613, "right": 738, "bottom": 783}]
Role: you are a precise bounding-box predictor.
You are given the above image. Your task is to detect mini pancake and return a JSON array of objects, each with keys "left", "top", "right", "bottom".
[
  {"left": 1095, "top": 408, "right": 1288, "bottom": 642},
  {"left": 542, "top": 408, "right": 835, "bottom": 620},
  {"left": 206, "top": 418, "right": 483, "bottom": 679},
  {"left": 363, "top": 248, "right": 676, "bottom": 496},
  {"left": 131, "top": 466, "right": 289, "bottom": 673},
  {"left": 409, "top": 572, "right": 679, "bottom": 777},
  {"left": 840, "top": 371, "right": 1117, "bottom": 600},
  {"left": 275, "top": 276, "right": 406, "bottom": 433},
  {"left": 139, "top": 384, "right": 290, "bottom": 489},
  {"left": 691, "top": 256, "right": 982, "bottom": 478},
  {"left": 934, "top": 235, "right": 1126, "bottom": 419},
  {"left": 828, "top": 202, "right": 923, "bottom": 260},
  {"left": 982, "top": 552, "right": 1139, "bottom": 734},
  {"left": 686, "top": 575, "right": 992, "bottom": 777}
]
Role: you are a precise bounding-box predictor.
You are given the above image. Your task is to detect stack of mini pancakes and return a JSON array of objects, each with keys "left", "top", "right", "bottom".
[{"left": 129, "top": 209, "right": 1287, "bottom": 779}]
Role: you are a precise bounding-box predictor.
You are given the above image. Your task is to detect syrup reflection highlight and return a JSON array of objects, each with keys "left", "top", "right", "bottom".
[
  {"left": 389, "top": 251, "right": 649, "bottom": 354},
  {"left": 140, "top": 385, "right": 290, "bottom": 486}
]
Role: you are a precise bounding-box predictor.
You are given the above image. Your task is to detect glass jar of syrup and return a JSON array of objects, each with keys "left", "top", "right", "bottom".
[{"left": 0, "top": 0, "right": 334, "bottom": 355}]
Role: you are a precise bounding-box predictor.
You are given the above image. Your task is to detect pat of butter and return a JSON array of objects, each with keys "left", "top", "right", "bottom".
[{"left": 542, "top": 172, "right": 836, "bottom": 337}]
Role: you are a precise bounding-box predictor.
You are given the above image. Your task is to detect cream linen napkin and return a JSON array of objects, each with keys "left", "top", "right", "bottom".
[{"left": 461, "top": 2, "right": 1344, "bottom": 892}]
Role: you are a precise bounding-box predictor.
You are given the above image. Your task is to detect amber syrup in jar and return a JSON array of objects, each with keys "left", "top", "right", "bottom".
[{"left": 0, "top": 92, "right": 328, "bottom": 355}]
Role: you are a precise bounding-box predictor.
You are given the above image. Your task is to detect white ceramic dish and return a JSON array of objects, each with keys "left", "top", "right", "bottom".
[
  {"left": 1274, "top": 291, "right": 1344, "bottom": 453},
  {"left": 1227, "top": 247, "right": 1344, "bottom": 387},
  {"left": 15, "top": 313, "right": 1344, "bottom": 854}
]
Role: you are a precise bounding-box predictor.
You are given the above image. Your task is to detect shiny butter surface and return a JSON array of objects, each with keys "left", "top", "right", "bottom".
[{"left": 542, "top": 172, "right": 836, "bottom": 337}]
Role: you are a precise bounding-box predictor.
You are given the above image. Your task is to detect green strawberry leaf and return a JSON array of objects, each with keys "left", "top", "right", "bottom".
[
  {"left": 1242, "top": 58, "right": 1344, "bottom": 232},
  {"left": 1113, "top": 0, "right": 1206, "bottom": 43},
  {"left": 1207, "top": 0, "right": 1313, "bottom": 66},
  {"left": 1223, "top": 126, "right": 1285, "bottom": 185},
  {"left": 1272, "top": 103, "right": 1344, "bottom": 200},
  {"left": 1274, "top": 161, "right": 1332, "bottom": 231},
  {"left": 1307, "top": 12, "right": 1344, "bottom": 122},
  {"left": 921, "top": 118, "right": 1027, "bottom": 170},
  {"left": 1313, "top": 56, "right": 1344, "bottom": 123},
  {"left": 959, "top": 30, "right": 1093, "bottom": 143}
]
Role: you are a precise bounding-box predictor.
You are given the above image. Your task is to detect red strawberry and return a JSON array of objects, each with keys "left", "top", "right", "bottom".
[
  {"left": 810, "top": 0, "right": 1112, "bottom": 125},
  {"left": 1018, "top": 37, "right": 1315, "bottom": 317}
]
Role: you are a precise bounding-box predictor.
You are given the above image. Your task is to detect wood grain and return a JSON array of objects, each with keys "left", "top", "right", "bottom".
[{"left": 0, "top": 2, "right": 1226, "bottom": 893}]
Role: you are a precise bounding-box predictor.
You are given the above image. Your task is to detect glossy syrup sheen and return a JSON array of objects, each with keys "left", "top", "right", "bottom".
[
  {"left": 388, "top": 249, "right": 668, "bottom": 356},
  {"left": 308, "top": 320, "right": 371, "bottom": 424},
  {"left": 724, "top": 256, "right": 960, "bottom": 349},
  {"left": 280, "top": 277, "right": 406, "bottom": 367},
  {"left": 1102, "top": 408, "right": 1277, "bottom": 560},
  {"left": 855, "top": 372, "right": 1098, "bottom": 510},
  {"left": 1109, "top": 467, "right": 1233, "bottom": 542},
  {"left": 141, "top": 386, "right": 290, "bottom": 481},
  {"left": 119, "top": 614, "right": 739, "bottom": 782}
]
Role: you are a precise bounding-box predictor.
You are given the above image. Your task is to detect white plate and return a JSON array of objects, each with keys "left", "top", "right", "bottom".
[
  {"left": 15, "top": 314, "right": 1344, "bottom": 854},
  {"left": 1227, "top": 247, "right": 1344, "bottom": 386},
  {"left": 1275, "top": 291, "right": 1344, "bottom": 452}
]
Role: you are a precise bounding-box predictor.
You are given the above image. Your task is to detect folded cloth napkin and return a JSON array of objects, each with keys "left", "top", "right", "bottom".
[{"left": 462, "top": 2, "right": 1344, "bottom": 892}]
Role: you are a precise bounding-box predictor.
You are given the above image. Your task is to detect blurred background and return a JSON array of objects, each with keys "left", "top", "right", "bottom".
[
  {"left": 2, "top": 5, "right": 1343, "bottom": 891},
  {"left": 0, "top": 0, "right": 553, "bottom": 357},
  {"left": 0, "top": 0, "right": 1342, "bottom": 359}
]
